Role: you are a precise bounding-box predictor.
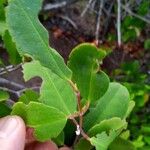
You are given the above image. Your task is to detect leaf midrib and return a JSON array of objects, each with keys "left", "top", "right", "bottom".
[{"left": 44, "top": 70, "right": 71, "bottom": 115}]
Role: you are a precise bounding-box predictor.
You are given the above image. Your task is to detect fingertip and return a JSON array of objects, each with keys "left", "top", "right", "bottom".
[
  {"left": 0, "top": 115, "right": 26, "bottom": 150},
  {"left": 25, "top": 141, "right": 58, "bottom": 150}
]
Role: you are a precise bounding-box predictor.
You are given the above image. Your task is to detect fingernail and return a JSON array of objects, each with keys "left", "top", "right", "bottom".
[{"left": 0, "top": 116, "right": 18, "bottom": 138}]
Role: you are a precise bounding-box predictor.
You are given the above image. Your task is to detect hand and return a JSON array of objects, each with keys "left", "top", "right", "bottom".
[{"left": 0, "top": 116, "right": 71, "bottom": 150}]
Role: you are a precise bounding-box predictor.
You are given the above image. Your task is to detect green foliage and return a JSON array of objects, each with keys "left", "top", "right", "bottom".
[
  {"left": 52, "top": 132, "right": 64, "bottom": 146},
  {"left": 0, "top": 90, "right": 11, "bottom": 117},
  {"left": 0, "top": 21, "right": 7, "bottom": 36},
  {"left": 113, "top": 60, "right": 150, "bottom": 107},
  {"left": 109, "top": 137, "right": 136, "bottom": 150},
  {"left": 0, "top": 0, "right": 6, "bottom": 21},
  {"left": 6, "top": 0, "right": 71, "bottom": 79},
  {"left": 137, "top": 0, "right": 150, "bottom": 15},
  {"left": 88, "top": 118, "right": 127, "bottom": 137},
  {"left": 23, "top": 61, "right": 77, "bottom": 115},
  {"left": 0, "top": 0, "right": 21, "bottom": 65},
  {"left": 0, "top": 0, "right": 133, "bottom": 149},
  {"left": 111, "top": 59, "right": 150, "bottom": 148},
  {"left": 121, "top": 16, "right": 143, "bottom": 42},
  {"left": 144, "top": 39, "right": 150, "bottom": 50},
  {"left": 90, "top": 131, "right": 117, "bottom": 150},
  {"left": 18, "top": 89, "right": 39, "bottom": 104},
  {"left": 88, "top": 118, "right": 127, "bottom": 150},
  {"left": 0, "top": 103, "right": 11, "bottom": 117},
  {"left": 11, "top": 102, "right": 67, "bottom": 141},
  {"left": 75, "top": 139, "right": 92, "bottom": 150},
  {"left": 68, "top": 43, "right": 109, "bottom": 103},
  {"left": 0, "top": 90, "right": 9, "bottom": 102},
  {"left": 108, "top": 1, "right": 149, "bottom": 43},
  {"left": 84, "top": 83, "right": 130, "bottom": 130},
  {"left": 3, "top": 30, "right": 22, "bottom": 64},
  {"left": 121, "top": 0, "right": 150, "bottom": 42}
]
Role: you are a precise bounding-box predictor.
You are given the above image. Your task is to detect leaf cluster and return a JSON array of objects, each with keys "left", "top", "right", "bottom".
[{"left": 0, "top": 0, "right": 134, "bottom": 149}]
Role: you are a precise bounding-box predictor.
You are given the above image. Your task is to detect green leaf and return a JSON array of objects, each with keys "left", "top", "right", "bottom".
[
  {"left": 64, "top": 120, "right": 76, "bottom": 146},
  {"left": 120, "top": 130, "right": 130, "bottom": 140},
  {"left": 75, "top": 138, "right": 93, "bottom": 150},
  {"left": 52, "top": 132, "right": 64, "bottom": 146},
  {"left": 3, "top": 30, "right": 22, "bottom": 64},
  {"left": 88, "top": 118, "right": 127, "bottom": 137},
  {"left": 138, "top": 0, "right": 150, "bottom": 15},
  {"left": 144, "top": 136, "right": 150, "bottom": 145},
  {"left": 138, "top": 147, "right": 150, "bottom": 150},
  {"left": 0, "top": 58, "right": 3, "bottom": 65},
  {"left": 0, "top": 0, "right": 7, "bottom": 36},
  {"left": 0, "top": 21, "right": 7, "bottom": 36},
  {"left": 125, "top": 100, "right": 135, "bottom": 118},
  {"left": 123, "top": 28, "right": 137, "bottom": 42},
  {"left": 68, "top": 43, "right": 109, "bottom": 102},
  {"left": 90, "top": 131, "right": 117, "bottom": 150},
  {"left": 0, "top": 103, "right": 11, "bottom": 117},
  {"left": 18, "top": 89, "right": 39, "bottom": 104},
  {"left": 109, "top": 137, "right": 136, "bottom": 150},
  {"left": 23, "top": 61, "right": 77, "bottom": 116},
  {"left": 6, "top": 0, "right": 71, "bottom": 79},
  {"left": 141, "top": 126, "right": 150, "bottom": 134},
  {"left": 11, "top": 102, "right": 67, "bottom": 141},
  {"left": 84, "top": 82, "right": 130, "bottom": 130},
  {"left": 144, "top": 39, "right": 150, "bottom": 50},
  {"left": 133, "top": 135, "right": 144, "bottom": 148},
  {"left": 0, "top": 0, "right": 6, "bottom": 21},
  {"left": 0, "top": 90, "right": 9, "bottom": 102}
]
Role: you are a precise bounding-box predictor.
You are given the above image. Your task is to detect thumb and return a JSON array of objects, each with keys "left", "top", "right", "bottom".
[{"left": 0, "top": 116, "right": 26, "bottom": 150}]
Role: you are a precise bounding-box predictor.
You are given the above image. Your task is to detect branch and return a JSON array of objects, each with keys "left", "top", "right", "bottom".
[
  {"left": 43, "top": 0, "right": 78, "bottom": 11},
  {"left": 117, "top": 0, "right": 121, "bottom": 47},
  {"left": 0, "top": 87, "right": 19, "bottom": 97},
  {"left": 95, "top": 0, "right": 104, "bottom": 45},
  {"left": 121, "top": 4, "right": 150, "bottom": 24},
  {"left": 17, "top": 86, "right": 40, "bottom": 96},
  {"left": 102, "top": 1, "right": 114, "bottom": 39},
  {"left": 0, "top": 65, "right": 13, "bottom": 72},
  {"left": 0, "top": 64, "right": 22, "bottom": 75},
  {"left": 0, "top": 77, "right": 25, "bottom": 90},
  {"left": 57, "top": 15, "right": 77, "bottom": 29},
  {"left": 0, "top": 86, "right": 40, "bottom": 98},
  {"left": 81, "top": 0, "right": 94, "bottom": 17}
]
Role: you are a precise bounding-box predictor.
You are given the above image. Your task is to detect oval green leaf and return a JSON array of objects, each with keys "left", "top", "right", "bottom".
[
  {"left": 11, "top": 102, "right": 67, "bottom": 141},
  {"left": 6, "top": 0, "right": 71, "bottom": 79},
  {"left": 68, "top": 43, "right": 109, "bottom": 102},
  {"left": 23, "top": 61, "right": 77, "bottom": 116},
  {"left": 84, "top": 82, "right": 130, "bottom": 130},
  {"left": 88, "top": 118, "right": 127, "bottom": 137}
]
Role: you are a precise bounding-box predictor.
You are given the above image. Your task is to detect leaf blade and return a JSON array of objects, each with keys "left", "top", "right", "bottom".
[
  {"left": 90, "top": 131, "right": 118, "bottom": 150},
  {"left": 0, "top": 90, "right": 9, "bottom": 102},
  {"left": 6, "top": 0, "right": 71, "bottom": 79},
  {"left": 68, "top": 43, "right": 109, "bottom": 102},
  {"left": 88, "top": 117, "right": 127, "bottom": 137},
  {"left": 23, "top": 61, "right": 77, "bottom": 116},
  {"left": 11, "top": 102, "right": 67, "bottom": 141},
  {"left": 84, "top": 82, "right": 130, "bottom": 130}
]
